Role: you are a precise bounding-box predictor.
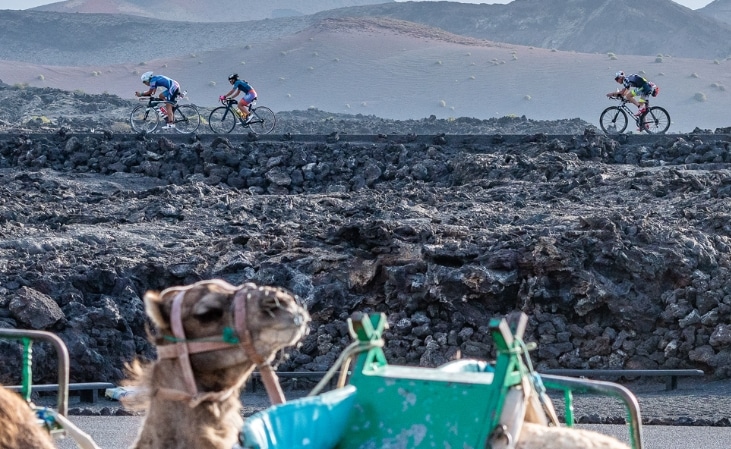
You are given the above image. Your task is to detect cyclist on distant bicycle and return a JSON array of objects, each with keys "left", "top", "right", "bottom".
[
  {"left": 135, "top": 71, "right": 181, "bottom": 129},
  {"left": 606, "top": 71, "right": 655, "bottom": 117},
  {"left": 220, "top": 73, "right": 257, "bottom": 121}
]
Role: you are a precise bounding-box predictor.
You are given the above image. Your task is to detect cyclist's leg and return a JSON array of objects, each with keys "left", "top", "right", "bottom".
[
  {"left": 239, "top": 91, "right": 257, "bottom": 118},
  {"left": 164, "top": 86, "right": 179, "bottom": 121}
]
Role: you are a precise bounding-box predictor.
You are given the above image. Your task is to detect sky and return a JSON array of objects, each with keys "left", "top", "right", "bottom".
[{"left": 0, "top": 0, "right": 718, "bottom": 9}]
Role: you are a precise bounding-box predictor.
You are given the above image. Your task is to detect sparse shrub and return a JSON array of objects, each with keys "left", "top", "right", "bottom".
[
  {"left": 162, "top": 63, "right": 168, "bottom": 68},
  {"left": 691, "top": 72, "right": 699, "bottom": 78},
  {"left": 313, "top": 52, "right": 319, "bottom": 56},
  {"left": 524, "top": 95, "right": 532, "bottom": 100},
  {"left": 512, "top": 54, "right": 518, "bottom": 60},
  {"left": 711, "top": 82, "right": 726, "bottom": 91},
  {"left": 37, "top": 74, "right": 45, "bottom": 81},
  {"left": 361, "top": 101, "right": 367, "bottom": 107},
  {"left": 190, "top": 53, "right": 197, "bottom": 58},
  {"left": 198, "top": 61, "right": 203, "bottom": 64},
  {"left": 551, "top": 48, "right": 557, "bottom": 52},
  {"left": 610, "top": 55, "right": 618, "bottom": 60},
  {"left": 110, "top": 121, "right": 132, "bottom": 133},
  {"left": 694, "top": 92, "right": 707, "bottom": 102},
  {"left": 308, "top": 105, "right": 317, "bottom": 110},
  {"left": 655, "top": 56, "right": 663, "bottom": 63},
  {"left": 714, "top": 59, "right": 720, "bottom": 65},
  {"left": 333, "top": 58, "right": 340, "bottom": 62},
  {"left": 607, "top": 52, "right": 616, "bottom": 58},
  {"left": 132, "top": 70, "right": 140, "bottom": 75},
  {"left": 91, "top": 71, "right": 100, "bottom": 76},
  {"left": 280, "top": 51, "right": 287, "bottom": 56},
  {"left": 245, "top": 44, "right": 252, "bottom": 49},
  {"left": 439, "top": 100, "right": 447, "bottom": 108},
  {"left": 466, "top": 52, "right": 471, "bottom": 56},
  {"left": 209, "top": 81, "right": 216, "bottom": 86},
  {"left": 138, "top": 62, "right": 146, "bottom": 66}
]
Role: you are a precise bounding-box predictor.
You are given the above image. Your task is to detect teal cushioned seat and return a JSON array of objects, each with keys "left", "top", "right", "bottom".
[{"left": 240, "top": 385, "right": 357, "bottom": 449}]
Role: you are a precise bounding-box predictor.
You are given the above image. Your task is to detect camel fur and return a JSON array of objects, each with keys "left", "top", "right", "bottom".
[{"left": 0, "top": 386, "right": 56, "bottom": 449}]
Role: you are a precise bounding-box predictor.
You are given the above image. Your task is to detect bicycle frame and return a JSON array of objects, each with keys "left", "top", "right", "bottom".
[{"left": 221, "top": 99, "right": 263, "bottom": 126}]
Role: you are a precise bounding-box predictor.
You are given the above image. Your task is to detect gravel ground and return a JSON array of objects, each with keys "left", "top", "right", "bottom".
[{"left": 30, "top": 377, "right": 731, "bottom": 426}]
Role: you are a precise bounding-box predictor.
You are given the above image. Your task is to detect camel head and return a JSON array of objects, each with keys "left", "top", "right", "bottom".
[{"left": 143, "top": 279, "right": 310, "bottom": 401}]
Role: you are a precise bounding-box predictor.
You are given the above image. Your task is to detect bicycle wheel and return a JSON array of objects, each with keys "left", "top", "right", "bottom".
[
  {"left": 248, "top": 106, "right": 276, "bottom": 134},
  {"left": 174, "top": 104, "right": 201, "bottom": 134},
  {"left": 130, "top": 105, "right": 159, "bottom": 133},
  {"left": 208, "top": 107, "right": 236, "bottom": 134},
  {"left": 641, "top": 106, "right": 670, "bottom": 134},
  {"left": 599, "top": 106, "right": 628, "bottom": 134}
]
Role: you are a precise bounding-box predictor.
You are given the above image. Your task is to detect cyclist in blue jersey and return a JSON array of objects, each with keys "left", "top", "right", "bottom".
[
  {"left": 606, "top": 71, "right": 655, "bottom": 116},
  {"left": 220, "top": 73, "right": 257, "bottom": 121},
  {"left": 135, "top": 71, "right": 181, "bottom": 129}
]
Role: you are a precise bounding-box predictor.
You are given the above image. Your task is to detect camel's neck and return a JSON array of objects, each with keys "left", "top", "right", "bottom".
[{"left": 132, "top": 392, "right": 244, "bottom": 449}]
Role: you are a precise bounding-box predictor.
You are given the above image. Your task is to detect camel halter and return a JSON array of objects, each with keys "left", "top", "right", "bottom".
[{"left": 155, "top": 284, "right": 287, "bottom": 407}]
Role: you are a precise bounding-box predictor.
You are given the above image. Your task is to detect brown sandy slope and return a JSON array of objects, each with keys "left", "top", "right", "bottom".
[{"left": 0, "top": 17, "right": 728, "bottom": 133}]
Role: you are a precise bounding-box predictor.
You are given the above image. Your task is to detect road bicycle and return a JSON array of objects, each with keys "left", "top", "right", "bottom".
[
  {"left": 599, "top": 96, "right": 670, "bottom": 134},
  {"left": 130, "top": 92, "right": 201, "bottom": 134},
  {"left": 208, "top": 98, "right": 276, "bottom": 134}
]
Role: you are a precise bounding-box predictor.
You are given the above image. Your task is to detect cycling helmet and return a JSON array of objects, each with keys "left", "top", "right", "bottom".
[
  {"left": 228, "top": 73, "right": 239, "bottom": 81},
  {"left": 141, "top": 71, "right": 153, "bottom": 83},
  {"left": 614, "top": 71, "right": 625, "bottom": 81}
]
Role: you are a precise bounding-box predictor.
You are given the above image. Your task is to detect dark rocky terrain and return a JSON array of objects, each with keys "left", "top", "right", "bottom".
[{"left": 1, "top": 85, "right": 731, "bottom": 394}]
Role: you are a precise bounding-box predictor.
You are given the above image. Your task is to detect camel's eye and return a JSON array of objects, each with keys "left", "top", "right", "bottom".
[
  {"left": 193, "top": 292, "right": 228, "bottom": 323},
  {"left": 196, "top": 308, "right": 224, "bottom": 323}
]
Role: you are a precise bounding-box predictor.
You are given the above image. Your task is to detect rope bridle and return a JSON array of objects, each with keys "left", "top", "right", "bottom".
[{"left": 154, "top": 281, "right": 287, "bottom": 407}]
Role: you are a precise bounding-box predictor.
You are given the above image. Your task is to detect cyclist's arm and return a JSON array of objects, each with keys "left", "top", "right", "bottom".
[
  {"left": 135, "top": 87, "right": 155, "bottom": 97},
  {"left": 224, "top": 88, "right": 240, "bottom": 99}
]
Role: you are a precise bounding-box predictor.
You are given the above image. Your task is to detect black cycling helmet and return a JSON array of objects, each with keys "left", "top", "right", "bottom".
[{"left": 228, "top": 73, "right": 239, "bottom": 81}]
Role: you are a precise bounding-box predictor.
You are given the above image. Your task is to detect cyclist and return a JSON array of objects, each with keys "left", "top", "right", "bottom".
[
  {"left": 220, "top": 74, "right": 257, "bottom": 121},
  {"left": 135, "top": 71, "right": 181, "bottom": 129},
  {"left": 606, "top": 71, "right": 654, "bottom": 116}
]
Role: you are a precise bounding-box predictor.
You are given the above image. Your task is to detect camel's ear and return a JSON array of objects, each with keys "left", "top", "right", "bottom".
[{"left": 144, "top": 290, "right": 171, "bottom": 331}]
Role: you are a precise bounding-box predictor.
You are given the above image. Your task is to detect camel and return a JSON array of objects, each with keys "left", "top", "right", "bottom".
[
  {"left": 0, "top": 386, "right": 56, "bottom": 449},
  {"left": 123, "top": 279, "right": 310, "bottom": 449}
]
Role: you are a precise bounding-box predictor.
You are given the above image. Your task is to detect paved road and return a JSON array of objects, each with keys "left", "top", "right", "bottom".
[{"left": 54, "top": 415, "right": 731, "bottom": 449}]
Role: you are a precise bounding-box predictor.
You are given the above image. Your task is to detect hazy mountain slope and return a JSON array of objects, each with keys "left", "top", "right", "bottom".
[
  {"left": 0, "top": 11, "right": 314, "bottom": 65},
  {"left": 698, "top": 0, "right": 731, "bottom": 25},
  {"left": 1, "top": 17, "right": 728, "bottom": 133},
  {"left": 316, "top": 0, "right": 731, "bottom": 59},
  {"left": 31, "top": 0, "right": 393, "bottom": 21}
]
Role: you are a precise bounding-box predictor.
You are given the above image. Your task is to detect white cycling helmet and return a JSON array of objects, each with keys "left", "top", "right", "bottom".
[
  {"left": 614, "top": 71, "right": 624, "bottom": 80},
  {"left": 141, "top": 71, "right": 153, "bottom": 83}
]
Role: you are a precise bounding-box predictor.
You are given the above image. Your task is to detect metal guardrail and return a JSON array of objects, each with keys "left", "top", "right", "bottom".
[
  {"left": 539, "top": 369, "right": 704, "bottom": 391},
  {"left": 6, "top": 382, "right": 115, "bottom": 404}
]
